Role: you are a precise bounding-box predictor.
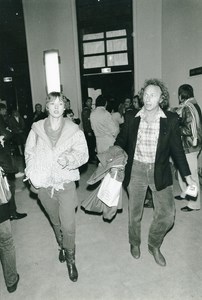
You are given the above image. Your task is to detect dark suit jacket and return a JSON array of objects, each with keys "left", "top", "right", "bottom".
[{"left": 115, "top": 110, "right": 191, "bottom": 191}]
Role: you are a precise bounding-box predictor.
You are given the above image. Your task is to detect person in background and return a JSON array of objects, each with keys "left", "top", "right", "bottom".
[
  {"left": 33, "top": 103, "right": 46, "bottom": 123},
  {"left": 90, "top": 95, "right": 117, "bottom": 154},
  {"left": 81, "top": 97, "right": 96, "bottom": 164},
  {"left": 0, "top": 190, "right": 20, "bottom": 293},
  {"left": 8, "top": 110, "right": 27, "bottom": 156},
  {"left": 132, "top": 94, "right": 142, "bottom": 110},
  {"left": 25, "top": 92, "right": 88, "bottom": 282},
  {"left": 0, "top": 103, "right": 27, "bottom": 220},
  {"left": 63, "top": 97, "right": 80, "bottom": 125},
  {"left": 110, "top": 100, "right": 124, "bottom": 137},
  {"left": 115, "top": 78, "right": 195, "bottom": 267},
  {"left": 123, "top": 97, "right": 134, "bottom": 114},
  {"left": 174, "top": 84, "right": 202, "bottom": 212}
]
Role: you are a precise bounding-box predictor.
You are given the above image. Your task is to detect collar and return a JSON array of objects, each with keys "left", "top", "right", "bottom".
[
  {"left": 135, "top": 107, "right": 167, "bottom": 120},
  {"left": 96, "top": 106, "right": 106, "bottom": 110},
  {"left": 181, "top": 97, "right": 197, "bottom": 106}
]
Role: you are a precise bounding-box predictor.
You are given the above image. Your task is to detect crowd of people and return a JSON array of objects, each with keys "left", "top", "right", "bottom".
[{"left": 0, "top": 79, "right": 201, "bottom": 293}]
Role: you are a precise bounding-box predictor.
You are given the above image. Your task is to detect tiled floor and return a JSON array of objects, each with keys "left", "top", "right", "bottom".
[{"left": 1, "top": 159, "right": 202, "bottom": 300}]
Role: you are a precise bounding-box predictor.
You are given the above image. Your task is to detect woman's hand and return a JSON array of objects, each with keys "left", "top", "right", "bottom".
[{"left": 57, "top": 156, "right": 68, "bottom": 168}]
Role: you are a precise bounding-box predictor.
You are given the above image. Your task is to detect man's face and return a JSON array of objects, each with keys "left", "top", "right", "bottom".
[
  {"left": 178, "top": 95, "right": 184, "bottom": 104},
  {"left": 0, "top": 108, "right": 7, "bottom": 116},
  {"left": 143, "top": 85, "right": 162, "bottom": 112},
  {"left": 124, "top": 98, "right": 131, "bottom": 108},
  {"left": 86, "top": 99, "right": 92, "bottom": 108},
  {"left": 36, "top": 105, "right": 42, "bottom": 112},
  {"left": 133, "top": 97, "right": 139, "bottom": 109}
]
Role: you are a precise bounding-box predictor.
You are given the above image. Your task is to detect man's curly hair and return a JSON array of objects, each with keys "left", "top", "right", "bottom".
[{"left": 139, "top": 78, "right": 170, "bottom": 110}]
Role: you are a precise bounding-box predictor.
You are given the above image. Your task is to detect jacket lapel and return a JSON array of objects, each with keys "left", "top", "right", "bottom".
[
  {"left": 132, "top": 116, "right": 140, "bottom": 150},
  {"left": 156, "top": 117, "right": 168, "bottom": 152}
]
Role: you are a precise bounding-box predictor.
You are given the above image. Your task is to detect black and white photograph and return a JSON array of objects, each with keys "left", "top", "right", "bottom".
[{"left": 0, "top": 0, "right": 202, "bottom": 299}]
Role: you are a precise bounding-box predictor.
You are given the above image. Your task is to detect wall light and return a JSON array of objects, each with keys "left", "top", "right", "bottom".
[{"left": 43, "top": 50, "right": 62, "bottom": 94}]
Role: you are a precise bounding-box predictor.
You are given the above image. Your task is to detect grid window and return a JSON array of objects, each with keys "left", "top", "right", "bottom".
[{"left": 82, "top": 29, "right": 130, "bottom": 71}]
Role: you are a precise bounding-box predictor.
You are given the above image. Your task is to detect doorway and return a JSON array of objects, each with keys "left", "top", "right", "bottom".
[{"left": 76, "top": 0, "right": 134, "bottom": 105}]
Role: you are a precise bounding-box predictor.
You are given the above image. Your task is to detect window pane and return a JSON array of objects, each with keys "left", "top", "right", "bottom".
[
  {"left": 107, "top": 38, "right": 127, "bottom": 52},
  {"left": 84, "top": 55, "right": 105, "bottom": 69},
  {"left": 83, "top": 32, "right": 104, "bottom": 41},
  {"left": 83, "top": 41, "right": 104, "bottom": 55},
  {"left": 107, "top": 53, "right": 128, "bottom": 66},
  {"left": 106, "top": 29, "right": 126, "bottom": 38}
]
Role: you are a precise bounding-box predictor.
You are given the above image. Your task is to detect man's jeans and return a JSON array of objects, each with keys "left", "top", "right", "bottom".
[
  {"left": 0, "top": 220, "right": 18, "bottom": 288},
  {"left": 128, "top": 160, "right": 175, "bottom": 248}
]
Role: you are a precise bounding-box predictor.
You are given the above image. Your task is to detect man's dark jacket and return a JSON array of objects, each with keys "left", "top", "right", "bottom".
[{"left": 115, "top": 110, "right": 191, "bottom": 190}]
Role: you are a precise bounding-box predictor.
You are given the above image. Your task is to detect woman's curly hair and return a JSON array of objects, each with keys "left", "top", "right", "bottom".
[{"left": 139, "top": 78, "right": 170, "bottom": 110}]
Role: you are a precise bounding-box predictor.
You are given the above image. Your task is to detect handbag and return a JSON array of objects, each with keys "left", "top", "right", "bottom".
[
  {"left": 0, "top": 167, "right": 12, "bottom": 205},
  {"left": 97, "top": 169, "right": 122, "bottom": 207}
]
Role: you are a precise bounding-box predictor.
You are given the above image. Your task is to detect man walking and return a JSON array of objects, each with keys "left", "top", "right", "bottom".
[{"left": 115, "top": 79, "right": 195, "bottom": 266}]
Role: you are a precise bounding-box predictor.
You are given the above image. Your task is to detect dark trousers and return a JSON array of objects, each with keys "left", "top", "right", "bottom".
[
  {"left": 128, "top": 160, "right": 175, "bottom": 248},
  {"left": 84, "top": 133, "right": 96, "bottom": 162},
  {"left": 6, "top": 175, "right": 17, "bottom": 215}
]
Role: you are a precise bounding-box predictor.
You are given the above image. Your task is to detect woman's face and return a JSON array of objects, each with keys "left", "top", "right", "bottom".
[{"left": 47, "top": 97, "right": 65, "bottom": 118}]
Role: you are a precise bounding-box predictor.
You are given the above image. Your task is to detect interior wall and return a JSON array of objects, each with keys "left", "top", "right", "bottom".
[
  {"left": 162, "top": 0, "right": 202, "bottom": 108},
  {"left": 23, "top": 0, "right": 202, "bottom": 113},
  {"left": 133, "top": 0, "right": 162, "bottom": 94},
  {"left": 22, "top": 0, "right": 82, "bottom": 118}
]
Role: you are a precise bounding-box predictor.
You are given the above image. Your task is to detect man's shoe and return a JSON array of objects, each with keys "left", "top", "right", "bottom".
[
  {"left": 148, "top": 245, "right": 166, "bottom": 267},
  {"left": 10, "top": 212, "right": 27, "bottom": 220},
  {"left": 7, "top": 274, "right": 20, "bottom": 293},
  {"left": 130, "top": 244, "right": 140, "bottom": 259},
  {"left": 181, "top": 206, "right": 200, "bottom": 212},
  {"left": 175, "top": 195, "right": 185, "bottom": 200}
]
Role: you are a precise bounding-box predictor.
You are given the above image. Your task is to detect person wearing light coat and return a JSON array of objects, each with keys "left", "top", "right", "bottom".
[{"left": 25, "top": 92, "right": 88, "bottom": 282}]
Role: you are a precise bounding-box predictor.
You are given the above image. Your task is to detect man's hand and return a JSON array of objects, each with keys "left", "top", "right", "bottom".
[{"left": 0, "top": 135, "right": 5, "bottom": 147}]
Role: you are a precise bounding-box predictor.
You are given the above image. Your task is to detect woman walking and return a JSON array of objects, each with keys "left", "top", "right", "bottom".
[{"left": 25, "top": 92, "right": 88, "bottom": 282}]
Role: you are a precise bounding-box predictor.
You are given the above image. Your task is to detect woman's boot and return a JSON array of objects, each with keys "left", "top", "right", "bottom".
[
  {"left": 58, "top": 247, "right": 66, "bottom": 263},
  {"left": 57, "top": 235, "right": 65, "bottom": 263},
  {"left": 65, "top": 248, "right": 78, "bottom": 282}
]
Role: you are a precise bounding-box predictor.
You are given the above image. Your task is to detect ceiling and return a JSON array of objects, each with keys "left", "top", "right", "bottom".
[{"left": 76, "top": 0, "right": 132, "bottom": 31}]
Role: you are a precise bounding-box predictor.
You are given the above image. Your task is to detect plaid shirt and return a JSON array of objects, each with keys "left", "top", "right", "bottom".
[{"left": 134, "top": 107, "right": 166, "bottom": 163}]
